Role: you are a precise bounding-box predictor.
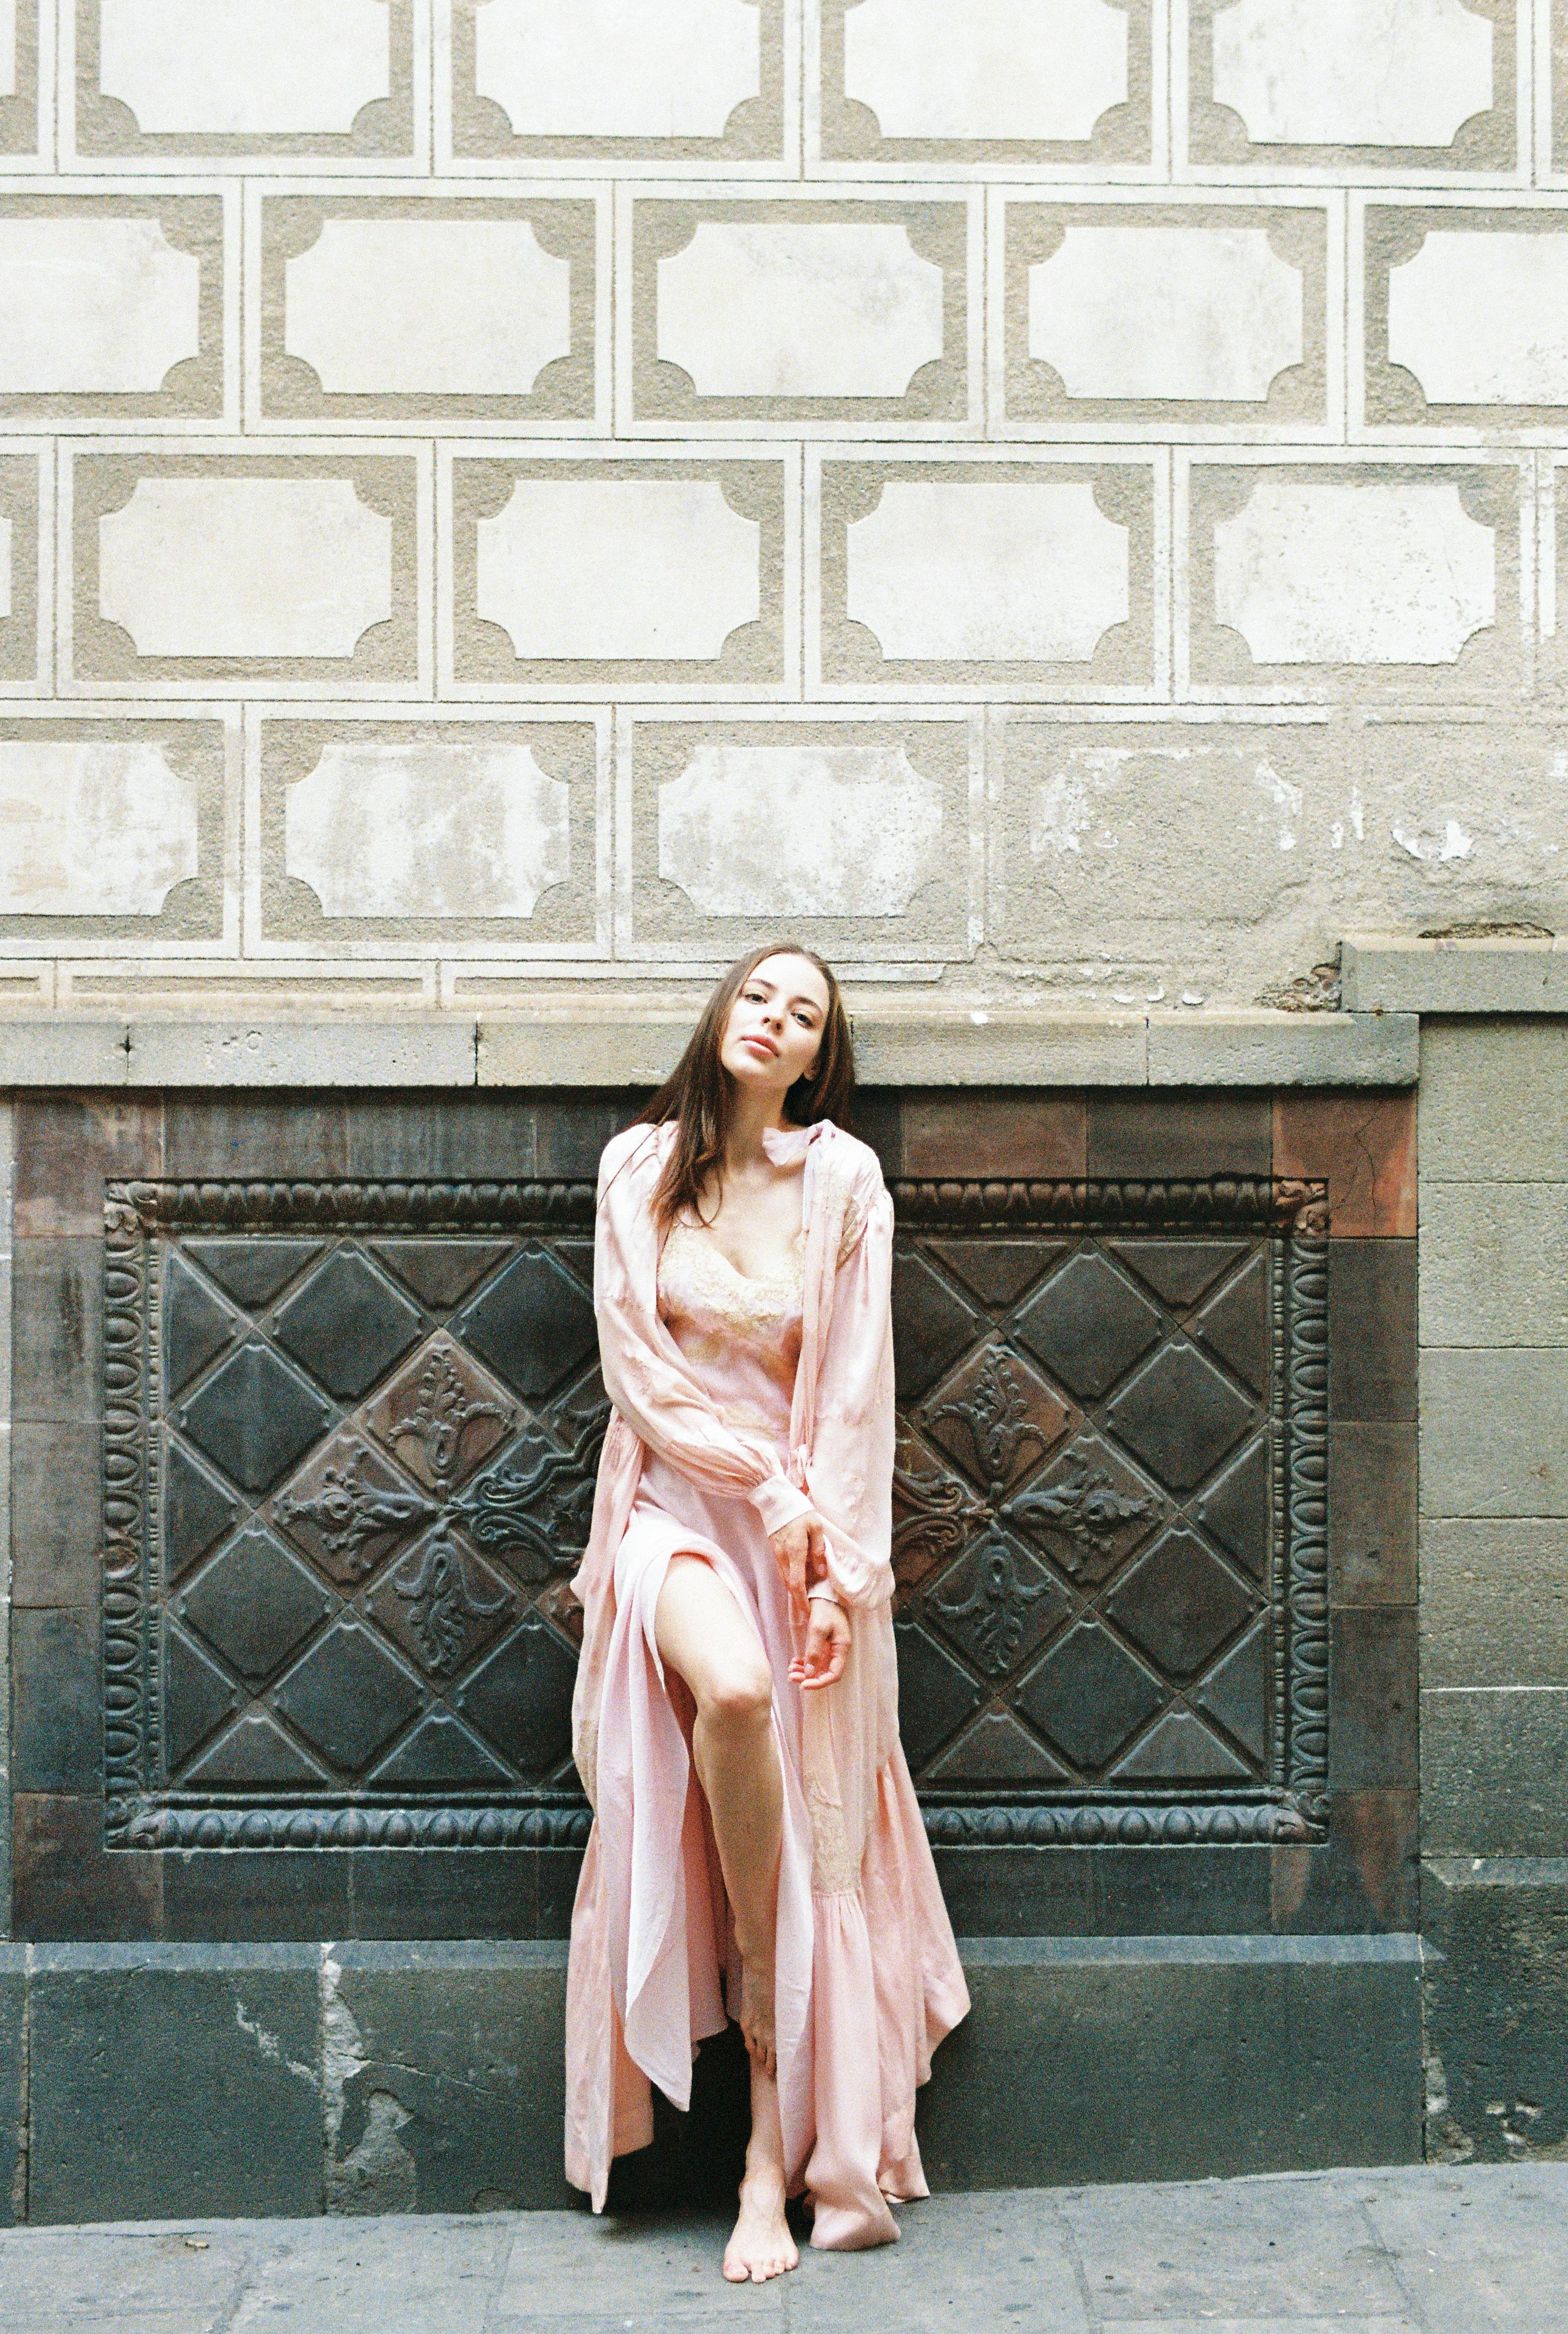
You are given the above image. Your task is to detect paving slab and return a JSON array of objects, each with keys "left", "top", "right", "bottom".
[{"left": 0, "top": 2166, "right": 1560, "bottom": 2334}]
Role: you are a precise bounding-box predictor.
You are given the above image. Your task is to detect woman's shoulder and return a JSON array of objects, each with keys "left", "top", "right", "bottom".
[
  {"left": 596, "top": 1119, "right": 672, "bottom": 1196},
  {"left": 819, "top": 1121, "right": 888, "bottom": 1197}
]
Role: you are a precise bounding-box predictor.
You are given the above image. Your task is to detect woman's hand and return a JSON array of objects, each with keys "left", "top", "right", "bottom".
[
  {"left": 767, "top": 1510, "right": 830, "bottom": 1619},
  {"left": 790, "top": 1597, "right": 851, "bottom": 1691}
]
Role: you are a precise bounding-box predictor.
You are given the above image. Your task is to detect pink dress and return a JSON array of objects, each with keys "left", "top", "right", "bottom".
[{"left": 564, "top": 1116, "right": 969, "bottom": 2248}]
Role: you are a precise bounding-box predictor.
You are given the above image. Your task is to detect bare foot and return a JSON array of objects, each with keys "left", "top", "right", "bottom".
[
  {"left": 723, "top": 2171, "right": 798, "bottom": 2285},
  {"left": 738, "top": 1957, "right": 776, "bottom": 2079}
]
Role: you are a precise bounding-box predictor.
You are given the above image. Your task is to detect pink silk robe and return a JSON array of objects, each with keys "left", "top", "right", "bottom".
[{"left": 564, "top": 1115, "right": 969, "bottom": 2247}]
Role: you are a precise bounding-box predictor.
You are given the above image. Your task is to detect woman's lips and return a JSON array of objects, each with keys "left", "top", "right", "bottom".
[{"left": 742, "top": 1034, "right": 778, "bottom": 1058}]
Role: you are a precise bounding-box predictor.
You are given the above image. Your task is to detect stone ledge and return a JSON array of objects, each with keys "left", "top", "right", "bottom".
[
  {"left": 0, "top": 1009, "right": 1415, "bottom": 1088},
  {"left": 1343, "top": 935, "right": 1568, "bottom": 1015},
  {"left": 0, "top": 1934, "right": 1422, "bottom": 2223}
]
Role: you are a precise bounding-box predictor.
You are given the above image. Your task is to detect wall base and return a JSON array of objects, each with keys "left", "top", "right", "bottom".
[{"left": 0, "top": 1934, "right": 1424, "bottom": 2226}]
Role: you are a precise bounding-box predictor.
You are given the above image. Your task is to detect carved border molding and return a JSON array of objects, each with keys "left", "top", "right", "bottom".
[{"left": 103, "top": 1173, "right": 1329, "bottom": 1852}]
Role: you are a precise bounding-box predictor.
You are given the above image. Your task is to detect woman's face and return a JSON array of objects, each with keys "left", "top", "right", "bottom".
[{"left": 719, "top": 954, "right": 832, "bottom": 1100}]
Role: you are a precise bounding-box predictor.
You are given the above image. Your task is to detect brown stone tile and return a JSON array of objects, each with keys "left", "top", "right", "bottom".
[
  {"left": 1270, "top": 1788, "right": 1418, "bottom": 1934},
  {"left": 1330, "top": 1608, "right": 1419, "bottom": 1787},
  {"left": 1330, "top": 1422, "right": 1417, "bottom": 1608},
  {"left": 1328, "top": 1241, "right": 1417, "bottom": 1423},
  {"left": 904, "top": 1090, "right": 1086, "bottom": 1179},
  {"left": 13, "top": 1238, "right": 102, "bottom": 1425},
  {"left": 1086, "top": 1091, "right": 1271, "bottom": 1179},
  {"left": 1273, "top": 1092, "right": 1416, "bottom": 1237},
  {"left": 343, "top": 1092, "right": 537, "bottom": 1179},
  {"left": 15, "top": 1096, "right": 163, "bottom": 1237},
  {"left": 12, "top": 1795, "right": 164, "bottom": 1941},
  {"left": 162, "top": 1095, "right": 349, "bottom": 1178},
  {"left": 11, "top": 1421, "right": 102, "bottom": 1606}
]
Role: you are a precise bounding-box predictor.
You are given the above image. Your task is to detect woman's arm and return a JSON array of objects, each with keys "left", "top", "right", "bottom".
[
  {"left": 594, "top": 1136, "right": 815, "bottom": 1538},
  {"left": 804, "top": 1164, "right": 897, "bottom": 1609}
]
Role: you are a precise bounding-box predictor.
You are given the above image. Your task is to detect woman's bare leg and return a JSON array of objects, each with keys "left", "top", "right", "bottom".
[{"left": 654, "top": 1553, "right": 795, "bottom": 2281}]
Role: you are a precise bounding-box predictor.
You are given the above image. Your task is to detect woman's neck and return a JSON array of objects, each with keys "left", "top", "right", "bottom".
[{"left": 725, "top": 1086, "right": 788, "bottom": 1173}]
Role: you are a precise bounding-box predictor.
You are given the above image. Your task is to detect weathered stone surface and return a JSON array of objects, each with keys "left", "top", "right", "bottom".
[
  {"left": 1422, "top": 1519, "right": 1568, "bottom": 1688},
  {"left": 916, "top": 1935, "right": 1423, "bottom": 2188},
  {"left": 1423, "top": 1690, "right": 1568, "bottom": 1856},
  {"left": 1421, "top": 1182, "right": 1568, "bottom": 1347},
  {"left": 1421, "top": 1351, "right": 1568, "bottom": 1517},
  {"left": 326, "top": 1945, "right": 575, "bottom": 2215},
  {"left": 26, "top": 1947, "right": 321, "bottom": 2224},
  {"left": 1419, "top": 1021, "right": 1568, "bottom": 1183},
  {"left": 0, "top": 1948, "right": 24, "bottom": 2226},
  {"left": 1423, "top": 1857, "right": 1568, "bottom": 2166}
]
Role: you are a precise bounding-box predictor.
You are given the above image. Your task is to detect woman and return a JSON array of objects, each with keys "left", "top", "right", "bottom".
[{"left": 564, "top": 943, "right": 969, "bottom": 2283}]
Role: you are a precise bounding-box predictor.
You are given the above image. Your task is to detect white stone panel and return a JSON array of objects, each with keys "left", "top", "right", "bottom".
[
  {"left": 0, "top": 2, "right": 16, "bottom": 102},
  {"left": 658, "top": 742, "right": 943, "bottom": 915},
  {"left": 285, "top": 219, "right": 571, "bottom": 398},
  {"left": 658, "top": 222, "right": 944, "bottom": 399},
  {"left": 1029, "top": 225, "right": 1303, "bottom": 402},
  {"left": 286, "top": 738, "right": 569, "bottom": 917},
  {"left": 844, "top": 0, "right": 1127, "bottom": 142},
  {"left": 0, "top": 514, "right": 9, "bottom": 620},
  {"left": 476, "top": 0, "right": 757, "bottom": 137},
  {"left": 1213, "top": 477, "right": 1495, "bottom": 666},
  {"left": 100, "top": 478, "right": 393, "bottom": 659},
  {"left": 848, "top": 480, "right": 1127, "bottom": 662},
  {"left": 98, "top": 0, "right": 391, "bottom": 136},
  {"left": 1212, "top": 0, "right": 1492, "bottom": 148},
  {"left": 0, "top": 739, "right": 197, "bottom": 914},
  {"left": 1389, "top": 230, "right": 1568, "bottom": 407},
  {"left": 478, "top": 478, "right": 759, "bottom": 660},
  {"left": 0, "top": 216, "right": 200, "bottom": 395}
]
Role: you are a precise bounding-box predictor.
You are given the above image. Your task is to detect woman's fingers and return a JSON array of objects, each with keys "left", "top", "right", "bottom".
[{"left": 797, "top": 1604, "right": 850, "bottom": 1690}]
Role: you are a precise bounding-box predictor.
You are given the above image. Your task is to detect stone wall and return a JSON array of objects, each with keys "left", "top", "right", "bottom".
[
  {"left": 0, "top": 2, "right": 1564, "bottom": 1014},
  {"left": 1418, "top": 1016, "right": 1568, "bottom": 2165}
]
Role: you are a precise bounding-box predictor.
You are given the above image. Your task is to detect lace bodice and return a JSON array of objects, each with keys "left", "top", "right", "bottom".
[{"left": 657, "top": 1219, "right": 805, "bottom": 1443}]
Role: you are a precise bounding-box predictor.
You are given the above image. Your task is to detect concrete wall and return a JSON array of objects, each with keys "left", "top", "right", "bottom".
[
  {"left": 1418, "top": 1017, "right": 1568, "bottom": 2164},
  {"left": 0, "top": 4, "right": 1564, "bottom": 1015}
]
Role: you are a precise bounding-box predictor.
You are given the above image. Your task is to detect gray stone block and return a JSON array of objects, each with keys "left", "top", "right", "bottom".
[
  {"left": 1343, "top": 937, "right": 1568, "bottom": 1016},
  {"left": 1423, "top": 1856, "right": 1568, "bottom": 2165},
  {"left": 1147, "top": 1010, "right": 1417, "bottom": 1088},
  {"left": 0, "top": 1946, "right": 24, "bottom": 2225},
  {"left": 326, "top": 1943, "right": 574, "bottom": 2216},
  {"left": 1421, "top": 1519, "right": 1568, "bottom": 1687},
  {"left": 1423, "top": 1689, "right": 1568, "bottom": 1855},
  {"left": 27, "top": 1945, "right": 321, "bottom": 2224},
  {"left": 1420, "top": 1350, "right": 1568, "bottom": 1517},
  {"left": 1421, "top": 1182, "right": 1568, "bottom": 1347},
  {"left": 1419, "top": 1020, "right": 1568, "bottom": 1182},
  {"left": 915, "top": 1934, "right": 1423, "bottom": 2190}
]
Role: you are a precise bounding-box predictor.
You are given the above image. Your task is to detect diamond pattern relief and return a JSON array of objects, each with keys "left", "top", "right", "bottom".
[
  {"left": 1015, "top": 1623, "right": 1164, "bottom": 1775},
  {"left": 1104, "top": 1341, "right": 1255, "bottom": 1493},
  {"left": 364, "top": 1528, "right": 517, "bottom": 1678},
  {"left": 112, "top": 1180, "right": 1314, "bottom": 1854},
  {"left": 1102, "top": 1528, "right": 1257, "bottom": 1682},
  {"left": 272, "top": 1619, "right": 425, "bottom": 1776},
  {"left": 455, "top": 1249, "right": 598, "bottom": 1402},
  {"left": 276, "top": 1432, "right": 439, "bottom": 1587},
  {"left": 923, "top": 1342, "right": 1071, "bottom": 1493},
  {"left": 1014, "top": 1250, "right": 1163, "bottom": 1400},
  {"left": 1006, "top": 1431, "right": 1160, "bottom": 1586},
  {"left": 272, "top": 1248, "right": 425, "bottom": 1400},
  {"left": 892, "top": 1249, "right": 985, "bottom": 1402},
  {"left": 926, "top": 1529, "right": 1070, "bottom": 1680},
  {"left": 175, "top": 1526, "right": 335, "bottom": 1689},
  {"left": 364, "top": 1336, "right": 516, "bottom": 1491},
  {"left": 177, "top": 1340, "right": 334, "bottom": 1496}
]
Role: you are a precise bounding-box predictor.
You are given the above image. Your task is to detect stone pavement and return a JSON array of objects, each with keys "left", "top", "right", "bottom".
[{"left": 0, "top": 2164, "right": 1560, "bottom": 2334}]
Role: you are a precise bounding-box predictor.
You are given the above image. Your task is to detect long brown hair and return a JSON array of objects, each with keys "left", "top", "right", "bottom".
[{"left": 636, "top": 943, "right": 855, "bottom": 1234}]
